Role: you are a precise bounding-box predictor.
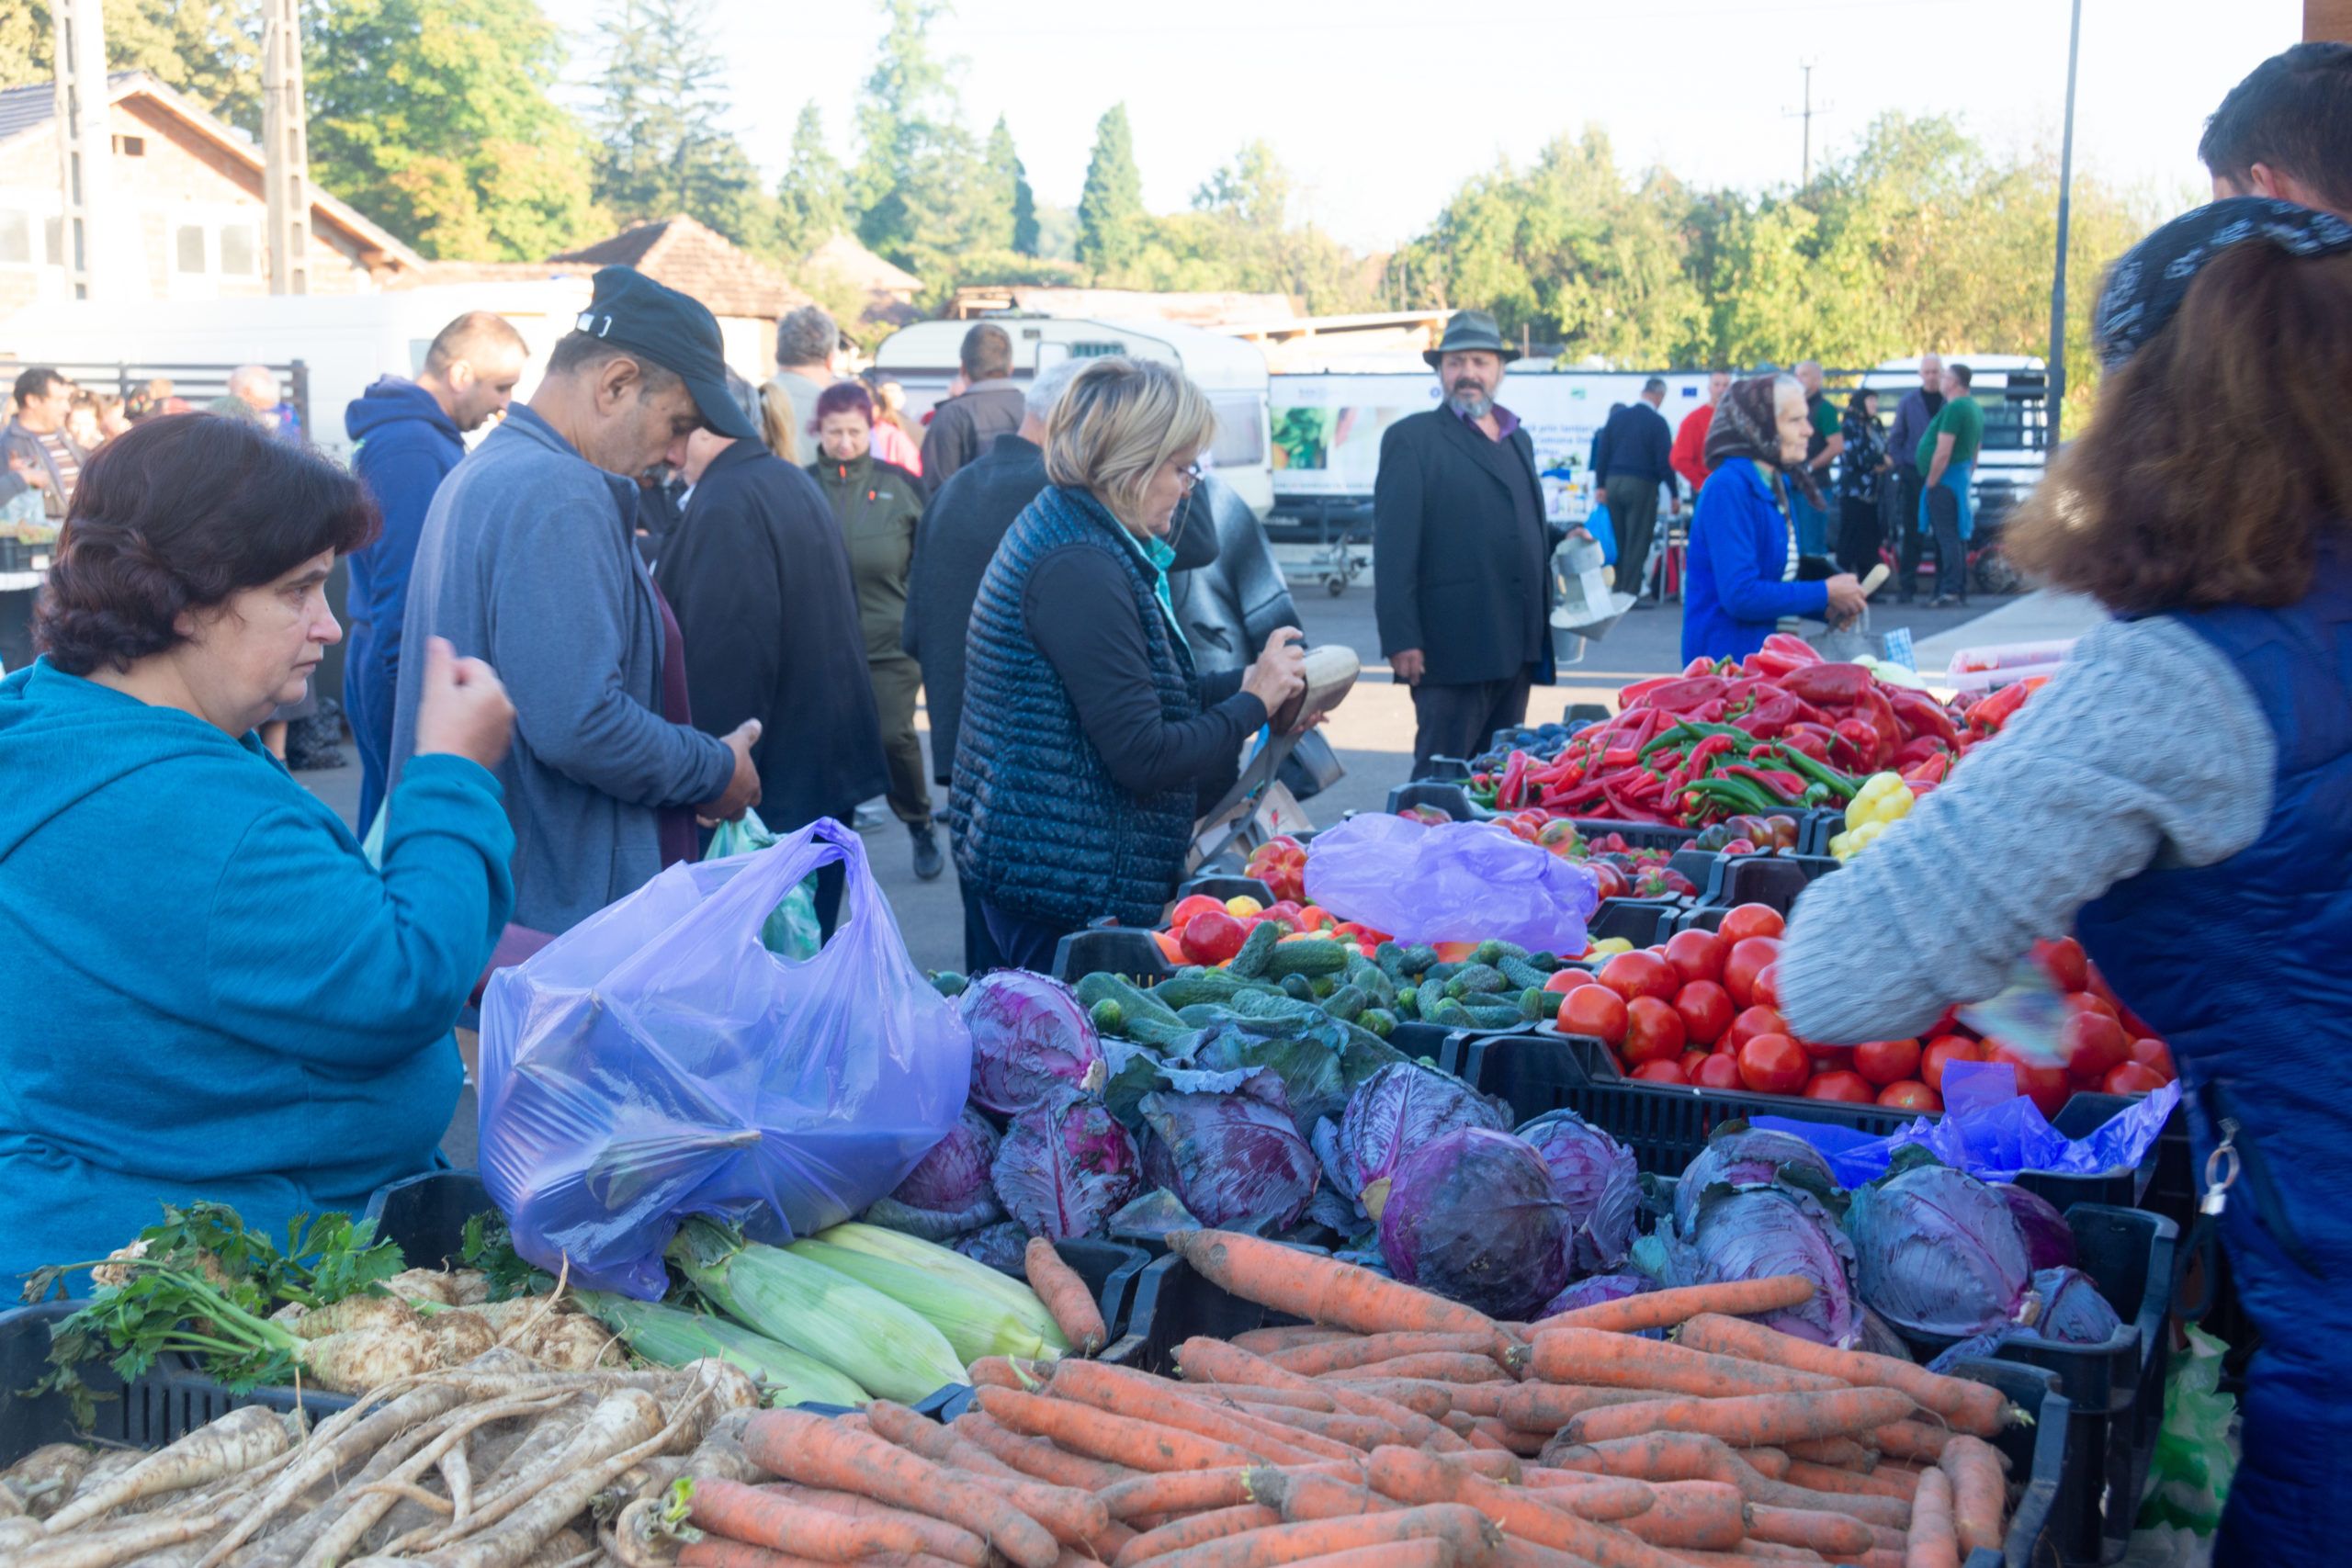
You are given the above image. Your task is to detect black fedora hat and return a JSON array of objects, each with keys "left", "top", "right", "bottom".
[{"left": 1422, "top": 308, "right": 1521, "bottom": 368}]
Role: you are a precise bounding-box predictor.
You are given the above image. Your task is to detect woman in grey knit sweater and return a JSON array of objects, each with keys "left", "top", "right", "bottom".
[{"left": 1778, "top": 199, "right": 2352, "bottom": 1568}]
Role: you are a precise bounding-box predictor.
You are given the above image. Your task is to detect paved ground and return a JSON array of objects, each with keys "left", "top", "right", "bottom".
[{"left": 300, "top": 577, "right": 2031, "bottom": 980}]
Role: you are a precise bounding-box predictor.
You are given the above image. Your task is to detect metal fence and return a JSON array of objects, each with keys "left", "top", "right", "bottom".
[{"left": 5, "top": 359, "right": 311, "bottom": 440}]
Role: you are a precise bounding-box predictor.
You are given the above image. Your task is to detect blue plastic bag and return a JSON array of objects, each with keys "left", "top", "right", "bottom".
[
  {"left": 1755, "top": 1071, "right": 2182, "bottom": 1190},
  {"left": 478, "top": 818, "right": 972, "bottom": 1297},
  {"left": 1304, "top": 814, "right": 1599, "bottom": 953}
]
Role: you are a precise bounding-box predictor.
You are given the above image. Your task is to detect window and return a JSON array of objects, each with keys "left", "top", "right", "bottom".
[
  {"left": 1207, "top": 392, "right": 1266, "bottom": 468},
  {"left": 111, "top": 134, "right": 145, "bottom": 156},
  {"left": 219, "top": 224, "right": 255, "bottom": 276},
  {"left": 175, "top": 224, "right": 206, "bottom": 273},
  {"left": 0, "top": 210, "right": 28, "bottom": 265},
  {"left": 43, "top": 216, "right": 61, "bottom": 265},
  {"left": 1068, "top": 340, "right": 1125, "bottom": 358}
]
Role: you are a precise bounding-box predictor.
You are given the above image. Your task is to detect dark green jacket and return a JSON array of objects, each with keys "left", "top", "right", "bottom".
[{"left": 808, "top": 452, "right": 927, "bottom": 660}]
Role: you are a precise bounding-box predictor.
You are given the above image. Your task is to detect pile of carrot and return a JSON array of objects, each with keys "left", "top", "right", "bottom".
[{"left": 673, "top": 1229, "right": 2030, "bottom": 1568}]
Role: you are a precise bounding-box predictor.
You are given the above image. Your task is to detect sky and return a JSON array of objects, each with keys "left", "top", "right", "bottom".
[{"left": 582, "top": 0, "right": 2304, "bottom": 255}]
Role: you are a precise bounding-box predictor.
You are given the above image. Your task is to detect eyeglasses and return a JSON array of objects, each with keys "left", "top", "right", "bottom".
[{"left": 1176, "top": 462, "right": 1204, "bottom": 492}]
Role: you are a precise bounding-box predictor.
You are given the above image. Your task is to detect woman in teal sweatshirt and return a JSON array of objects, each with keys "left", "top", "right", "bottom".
[{"left": 0, "top": 414, "right": 517, "bottom": 1287}]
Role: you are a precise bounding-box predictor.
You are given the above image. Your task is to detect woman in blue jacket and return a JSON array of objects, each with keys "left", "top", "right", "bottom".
[
  {"left": 1679, "top": 374, "right": 1867, "bottom": 664},
  {"left": 0, "top": 414, "right": 518, "bottom": 1286}
]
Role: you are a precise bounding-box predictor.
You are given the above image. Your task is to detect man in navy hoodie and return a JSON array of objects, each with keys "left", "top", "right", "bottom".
[{"left": 345, "top": 312, "right": 529, "bottom": 834}]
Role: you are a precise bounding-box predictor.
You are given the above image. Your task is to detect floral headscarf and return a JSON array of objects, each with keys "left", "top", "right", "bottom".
[
  {"left": 2094, "top": 197, "right": 2352, "bottom": 370},
  {"left": 1702, "top": 374, "right": 1824, "bottom": 510}
]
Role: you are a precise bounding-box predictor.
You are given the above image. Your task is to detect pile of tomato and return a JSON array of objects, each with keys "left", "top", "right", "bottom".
[
  {"left": 1545, "top": 918, "right": 2180, "bottom": 1115},
  {"left": 1160, "top": 890, "right": 1388, "bottom": 967},
  {"left": 1243, "top": 836, "right": 1309, "bottom": 906}
]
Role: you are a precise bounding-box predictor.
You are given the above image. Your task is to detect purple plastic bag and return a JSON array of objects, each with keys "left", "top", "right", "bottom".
[
  {"left": 1755, "top": 1075, "right": 2181, "bottom": 1189},
  {"left": 1304, "top": 814, "right": 1600, "bottom": 953},
  {"left": 479, "top": 819, "right": 972, "bottom": 1297}
]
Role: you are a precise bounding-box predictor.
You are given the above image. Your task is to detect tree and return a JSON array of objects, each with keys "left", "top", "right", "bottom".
[
  {"left": 1, "top": 0, "right": 260, "bottom": 133},
  {"left": 1187, "top": 140, "right": 1374, "bottom": 312},
  {"left": 775, "top": 100, "right": 846, "bottom": 259},
  {"left": 987, "top": 115, "right": 1037, "bottom": 255},
  {"left": 590, "top": 0, "right": 775, "bottom": 252},
  {"left": 307, "top": 0, "right": 594, "bottom": 261},
  {"left": 1076, "top": 102, "right": 1142, "bottom": 280}
]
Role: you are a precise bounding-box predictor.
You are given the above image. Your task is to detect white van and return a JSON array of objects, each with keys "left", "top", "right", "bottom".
[
  {"left": 1859, "top": 355, "right": 2049, "bottom": 529},
  {"left": 873, "top": 316, "right": 1274, "bottom": 516}
]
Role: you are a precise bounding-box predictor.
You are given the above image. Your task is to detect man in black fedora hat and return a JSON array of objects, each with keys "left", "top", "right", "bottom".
[
  {"left": 390, "top": 265, "right": 766, "bottom": 932},
  {"left": 1374, "top": 308, "right": 1556, "bottom": 778}
]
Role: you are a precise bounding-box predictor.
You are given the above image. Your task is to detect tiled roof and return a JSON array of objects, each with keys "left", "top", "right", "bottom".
[{"left": 551, "top": 216, "right": 809, "bottom": 320}]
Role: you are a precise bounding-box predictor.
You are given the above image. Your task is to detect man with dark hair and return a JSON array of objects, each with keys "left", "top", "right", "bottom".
[
  {"left": 765, "top": 305, "right": 841, "bottom": 456},
  {"left": 1790, "top": 361, "right": 1844, "bottom": 558},
  {"left": 1669, "top": 369, "right": 1730, "bottom": 495},
  {"left": 1917, "top": 362, "right": 1982, "bottom": 609},
  {"left": 1887, "top": 352, "right": 1944, "bottom": 603},
  {"left": 1592, "top": 376, "right": 1679, "bottom": 600},
  {"left": 344, "top": 310, "right": 531, "bottom": 835},
  {"left": 3, "top": 367, "right": 84, "bottom": 519},
  {"left": 920, "top": 322, "right": 1024, "bottom": 484},
  {"left": 390, "top": 266, "right": 765, "bottom": 932},
  {"left": 2201, "top": 42, "right": 2352, "bottom": 217}
]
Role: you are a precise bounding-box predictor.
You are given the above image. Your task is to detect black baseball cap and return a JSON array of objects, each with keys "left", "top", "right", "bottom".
[{"left": 573, "top": 265, "right": 760, "bottom": 441}]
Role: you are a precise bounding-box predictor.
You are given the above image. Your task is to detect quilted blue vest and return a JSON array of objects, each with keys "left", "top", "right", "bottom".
[
  {"left": 2076, "top": 549, "right": 2352, "bottom": 1289},
  {"left": 948, "top": 485, "right": 1201, "bottom": 930}
]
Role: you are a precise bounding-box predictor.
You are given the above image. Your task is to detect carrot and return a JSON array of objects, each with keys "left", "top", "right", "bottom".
[
  {"left": 1871, "top": 1422, "right": 1954, "bottom": 1464},
  {"left": 1936, "top": 1437, "right": 2005, "bottom": 1556},
  {"left": 1669, "top": 1553, "right": 1825, "bottom": 1568},
  {"left": 1857, "top": 1551, "right": 1908, "bottom": 1568},
  {"left": 1776, "top": 1437, "right": 1875, "bottom": 1472},
  {"left": 957, "top": 1468, "right": 1118, "bottom": 1547},
  {"left": 1115, "top": 1506, "right": 1285, "bottom": 1568},
  {"left": 1739, "top": 1450, "right": 1792, "bottom": 1481},
  {"left": 756, "top": 1485, "right": 1001, "bottom": 1567},
  {"left": 1255, "top": 1544, "right": 1455, "bottom": 1568},
  {"left": 1333, "top": 1381, "right": 1458, "bottom": 1419},
  {"left": 1359, "top": 1445, "right": 1685, "bottom": 1568},
  {"left": 866, "top": 1401, "right": 1026, "bottom": 1480},
  {"left": 1742, "top": 1505, "right": 1875, "bottom": 1559},
  {"left": 1148, "top": 1503, "right": 1498, "bottom": 1568},
  {"left": 1516, "top": 1468, "right": 1659, "bottom": 1521},
  {"left": 1431, "top": 1382, "right": 1508, "bottom": 1419},
  {"left": 1326, "top": 1355, "right": 1509, "bottom": 1385},
  {"left": 741, "top": 1409, "right": 1060, "bottom": 1568},
  {"left": 1203, "top": 1382, "right": 1343, "bottom": 1413},
  {"left": 978, "top": 1386, "right": 1271, "bottom": 1474},
  {"left": 1865, "top": 1465, "right": 1921, "bottom": 1502},
  {"left": 1098, "top": 1470, "right": 1268, "bottom": 1522},
  {"left": 1237, "top": 1404, "right": 1406, "bottom": 1450},
  {"left": 1468, "top": 1420, "right": 1542, "bottom": 1457},
  {"left": 1902, "top": 1468, "right": 1958, "bottom": 1568},
  {"left": 1528, "top": 1327, "right": 1845, "bottom": 1399},
  {"left": 1673, "top": 1315, "right": 2010, "bottom": 1438},
  {"left": 953, "top": 1413, "right": 1144, "bottom": 1492},
  {"left": 679, "top": 1542, "right": 972, "bottom": 1568},
  {"left": 1050, "top": 1361, "right": 1340, "bottom": 1464},
  {"left": 689, "top": 1478, "right": 987, "bottom": 1563},
  {"left": 1781, "top": 1461, "right": 1911, "bottom": 1501},
  {"left": 1257, "top": 1469, "right": 1405, "bottom": 1522},
  {"left": 1562, "top": 1389, "right": 1917, "bottom": 1450},
  {"left": 1168, "top": 1230, "right": 1508, "bottom": 1348},
  {"left": 1177, "top": 1340, "right": 1458, "bottom": 1450},
  {"left": 1027, "top": 1237, "right": 1109, "bottom": 1356},
  {"left": 1271, "top": 1334, "right": 1513, "bottom": 1378},
  {"left": 1488, "top": 1539, "right": 1595, "bottom": 1568},
  {"left": 1542, "top": 1432, "right": 1742, "bottom": 1483},
  {"left": 1529, "top": 1278, "right": 1815, "bottom": 1337},
  {"left": 1501, "top": 1383, "right": 1678, "bottom": 1431},
  {"left": 1445, "top": 1449, "right": 1521, "bottom": 1481},
  {"left": 1613, "top": 1480, "right": 1746, "bottom": 1551},
  {"left": 1234, "top": 1327, "right": 1363, "bottom": 1354},
  {"left": 971, "top": 1356, "right": 1052, "bottom": 1392}
]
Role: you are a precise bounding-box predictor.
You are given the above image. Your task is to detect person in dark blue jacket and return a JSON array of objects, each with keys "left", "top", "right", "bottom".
[
  {"left": 1679, "top": 374, "right": 1866, "bottom": 664},
  {"left": 344, "top": 312, "right": 529, "bottom": 835},
  {"left": 1592, "top": 379, "right": 1679, "bottom": 599}
]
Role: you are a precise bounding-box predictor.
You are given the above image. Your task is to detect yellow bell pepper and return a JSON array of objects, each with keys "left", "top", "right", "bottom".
[
  {"left": 1585, "top": 937, "right": 1635, "bottom": 957},
  {"left": 1844, "top": 772, "right": 1915, "bottom": 833}
]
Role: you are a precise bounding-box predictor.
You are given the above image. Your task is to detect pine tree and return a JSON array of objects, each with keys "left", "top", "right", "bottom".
[
  {"left": 776, "top": 101, "right": 848, "bottom": 258},
  {"left": 1077, "top": 102, "right": 1143, "bottom": 280},
  {"left": 984, "top": 115, "right": 1028, "bottom": 257},
  {"left": 591, "top": 0, "right": 775, "bottom": 251}
]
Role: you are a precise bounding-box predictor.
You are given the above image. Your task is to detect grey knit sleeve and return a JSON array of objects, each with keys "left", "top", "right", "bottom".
[{"left": 1776, "top": 615, "right": 2277, "bottom": 1045}]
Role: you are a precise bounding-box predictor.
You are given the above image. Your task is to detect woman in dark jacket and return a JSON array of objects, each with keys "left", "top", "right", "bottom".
[
  {"left": 807, "top": 382, "right": 938, "bottom": 878},
  {"left": 1834, "top": 388, "right": 1891, "bottom": 580},
  {"left": 949, "top": 357, "right": 1307, "bottom": 971}
]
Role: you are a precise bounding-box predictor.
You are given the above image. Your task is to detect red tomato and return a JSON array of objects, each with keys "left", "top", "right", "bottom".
[
  {"left": 1590, "top": 863, "right": 1631, "bottom": 901},
  {"left": 1180, "top": 909, "right": 1249, "bottom": 964},
  {"left": 1727, "top": 1006, "right": 1789, "bottom": 1055},
  {"left": 1716, "top": 904, "right": 1787, "bottom": 945},
  {"left": 1632, "top": 1058, "right": 1690, "bottom": 1085},
  {"left": 1169, "top": 894, "right": 1227, "bottom": 929},
  {"left": 2032, "top": 937, "right": 2089, "bottom": 993},
  {"left": 1663, "top": 929, "right": 1728, "bottom": 987},
  {"left": 1804, "top": 1041, "right": 1856, "bottom": 1071},
  {"left": 2062, "top": 1010, "right": 2131, "bottom": 1083},
  {"left": 1264, "top": 899, "right": 1303, "bottom": 921},
  {"left": 1988, "top": 1042, "right": 2073, "bottom": 1119},
  {"left": 1558, "top": 985, "right": 1630, "bottom": 1048},
  {"left": 1431, "top": 941, "right": 1478, "bottom": 964},
  {"left": 1295, "top": 905, "right": 1338, "bottom": 931},
  {"left": 2130, "top": 1038, "right": 2177, "bottom": 1081},
  {"left": 1737, "top": 1033, "right": 1811, "bottom": 1095},
  {"left": 1693, "top": 1052, "right": 1747, "bottom": 1089},
  {"left": 2067, "top": 991, "right": 2121, "bottom": 1026},
  {"left": 1672, "top": 981, "right": 1736, "bottom": 1047},
  {"left": 1722, "top": 937, "right": 1783, "bottom": 1009},
  {"left": 1921, "top": 1034, "right": 1984, "bottom": 1093},
  {"left": 1750, "top": 962, "right": 1782, "bottom": 1010},
  {"left": 2104, "top": 1062, "right": 2169, "bottom": 1096},
  {"left": 1928, "top": 1005, "right": 1964, "bottom": 1040},
  {"left": 1621, "top": 997, "right": 1689, "bottom": 1066},
  {"left": 1853, "top": 1038, "right": 1923, "bottom": 1088},
  {"left": 1805, "top": 1069, "right": 1877, "bottom": 1103},
  {"left": 1599, "top": 949, "right": 1680, "bottom": 1004},
  {"left": 1878, "top": 1080, "right": 1944, "bottom": 1113},
  {"left": 1543, "top": 968, "right": 1586, "bottom": 995},
  {"left": 1678, "top": 1049, "right": 1714, "bottom": 1078}
]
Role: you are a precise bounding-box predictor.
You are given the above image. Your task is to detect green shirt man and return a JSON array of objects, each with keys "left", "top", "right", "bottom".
[{"left": 1917, "top": 389, "right": 1984, "bottom": 475}]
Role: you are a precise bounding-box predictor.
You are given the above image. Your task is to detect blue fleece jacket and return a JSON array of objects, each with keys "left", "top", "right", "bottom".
[
  {"left": 345, "top": 377, "right": 465, "bottom": 836},
  {"left": 1682, "top": 459, "right": 1830, "bottom": 664},
  {"left": 0, "top": 660, "right": 514, "bottom": 1285}
]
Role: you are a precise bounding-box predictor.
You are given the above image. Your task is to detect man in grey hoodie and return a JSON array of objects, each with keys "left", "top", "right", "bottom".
[{"left": 390, "top": 266, "right": 764, "bottom": 932}]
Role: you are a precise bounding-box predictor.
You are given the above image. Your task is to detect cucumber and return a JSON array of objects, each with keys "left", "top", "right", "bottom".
[
  {"left": 1498, "top": 955, "right": 1551, "bottom": 992},
  {"left": 1263, "top": 939, "right": 1351, "bottom": 979},
  {"left": 1091, "top": 998, "right": 1125, "bottom": 1032},
  {"left": 1445, "top": 963, "right": 1510, "bottom": 997},
  {"left": 1473, "top": 939, "right": 1530, "bottom": 966},
  {"left": 1155, "top": 967, "right": 1252, "bottom": 1010},
  {"left": 1230, "top": 921, "right": 1280, "bottom": 979},
  {"left": 1462, "top": 1000, "right": 1525, "bottom": 1030},
  {"left": 1424, "top": 995, "right": 1471, "bottom": 1027},
  {"left": 1076, "top": 972, "right": 1182, "bottom": 1029},
  {"left": 1282, "top": 974, "right": 1317, "bottom": 1002},
  {"left": 1359, "top": 1007, "right": 1396, "bottom": 1037},
  {"left": 1518, "top": 987, "right": 1559, "bottom": 1021},
  {"left": 1395, "top": 987, "right": 1419, "bottom": 1018},
  {"left": 1321, "top": 984, "right": 1369, "bottom": 1022},
  {"left": 1423, "top": 961, "right": 1461, "bottom": 985}
]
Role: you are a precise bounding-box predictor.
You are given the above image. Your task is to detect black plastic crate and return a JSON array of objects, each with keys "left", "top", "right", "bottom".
[
  {"left": 1951, "top": 1358, "right": 2071, "bottom": 1568},
  {"left": 1566, "top": 818, "right": 1702, "bottom": 853},
  {"left": 1700, "top": 852, "right": 1842, "bottom": 911},
  {"left": 1051, "top": 927, "right": 1172, "bottom": 984},
  {"left": 2011, "top": 1095, "right": 2159, "bottom": 1213},
  {"left": 1385, "top": 782, "right": 1484, "bottom": 821},
  {"left": 1100, "top": 1241, "right": 1331, "bottom": 1376},
  {"left": 1586, "top": 898, "right": 1687, "bottom": 949}
]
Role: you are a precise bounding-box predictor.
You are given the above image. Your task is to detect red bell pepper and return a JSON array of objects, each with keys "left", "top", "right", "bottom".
[
  {"left": 1499, "top": 750, "right": 1532, "bottom": 807},
  {"left": 1831, "top": 717, "right": 1881, "bottom": 771},
  {"left": 1616, "top": 676, "right": 1676, "bottom": 707},
  {"left": 1634, "top": 675, "right": 1730, "bottom": 715},
  {"left": 1902, "top": 750, "right": 1953, "bottom": 785},
  {"left": 1884, "top": 685, "right": 1963, "bottom": 750},
  {"left": 1777, "top": 661, "right": 1873, "bottom": 708},
  {"left": 1890, "top": 736, "right": 1946, "bottom": 772},
  {"left": 1776, "top": 728, "right": 1833, "bottom": 763},
  {"left": 1753, "top": 633, "right": 1821, "bottom": 677},
  {"left": 1966, "top": 681, "right": 2034, "bottom": 736}
]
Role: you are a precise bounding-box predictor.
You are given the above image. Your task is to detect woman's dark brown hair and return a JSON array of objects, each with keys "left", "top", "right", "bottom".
[
  {"left": 2007, "top": 242, "right": 2352, "bottom": 613},
  {"left": 35, "top": 412, "right": 377, "bottom": 675}
]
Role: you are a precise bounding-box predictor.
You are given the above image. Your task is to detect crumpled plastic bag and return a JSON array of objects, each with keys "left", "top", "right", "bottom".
[
  {"left": 1303, "top": 813, "right": 1598, "bottom": 953},
  {"left": 2136, "top": 1323, "right": 2238, "bottom": 1538},
  {"left": 478, "top": 818, "right": 972, "bottom": 1297},
  {"left": 705, "top": 807, "right": 821, "bottom": 959},
  {"left": 1756, "top": 1068, "right": 2181, "bottom": 1190}
]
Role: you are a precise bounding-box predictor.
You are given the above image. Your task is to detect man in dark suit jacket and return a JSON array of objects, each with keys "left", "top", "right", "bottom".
[
  {"left": 1592, "top": 378, "right": 1679, "bottom": 599},
  {"left": 1374, "top": 310, "right": 1556, "bottom": 778}
]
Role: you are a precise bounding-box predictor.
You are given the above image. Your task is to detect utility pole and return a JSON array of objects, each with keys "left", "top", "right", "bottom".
[
  {"left": 1782, "top": 62, "right": 1833, "bottom": 186},
  {"left": 262, "top": 0, "right": 311, "bottom": 295},
  {"left": 51, "top": 0, "right": 111, "bottom": 301},
  {"left": 2046, "top": 0, "right": 2082, "bottom": 449}
]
